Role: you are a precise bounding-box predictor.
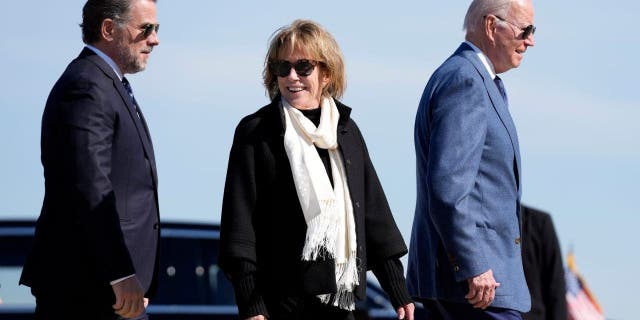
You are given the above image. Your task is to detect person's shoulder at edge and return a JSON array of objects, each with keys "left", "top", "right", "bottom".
[
  {"left": 232, "top": 101, "right": 279, "bottom": 140},
  {"left": 523, "top": 205, "right": 555, "bottom": 229}
]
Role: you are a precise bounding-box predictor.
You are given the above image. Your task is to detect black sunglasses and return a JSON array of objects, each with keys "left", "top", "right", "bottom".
[
  {"left": 271, "top": 59, "right": 318, "bottom": 77},
  {"left": 494, "top": 15, "right": 535, "bottom": 40},
  {"left": 140, "top": 23, "right": 160, "bottom": 38}
]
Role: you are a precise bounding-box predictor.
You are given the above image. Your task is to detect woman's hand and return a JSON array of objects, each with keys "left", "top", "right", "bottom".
[
  {"left": 396, "top": 302, "right": 415, "bottom": 320},
  {"left": 246, "top": 315, "right": 266, "bottom": 320}
]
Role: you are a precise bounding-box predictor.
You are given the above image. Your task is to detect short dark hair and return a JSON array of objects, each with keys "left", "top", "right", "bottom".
[{"left": 80, "top": 0, "right": 133, "bottom": 44}]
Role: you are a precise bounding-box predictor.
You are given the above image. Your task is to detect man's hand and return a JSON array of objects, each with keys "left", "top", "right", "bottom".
[
  {"left": 112, "top": 276, "right": 145, "bottom": 319},
  {"left": 396, "top": 302, "right": 415, "bottom": 320},
  {"left": 465, "top": 269, "right": 500, "bottom": 309},
  {"left": 245, "top": 315, "right": 266, "bottom": 320}
]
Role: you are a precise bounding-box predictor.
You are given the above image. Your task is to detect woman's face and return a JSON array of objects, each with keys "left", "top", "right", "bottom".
[{"left": 276, "top": 47, "right": 329, "bottom": 110}]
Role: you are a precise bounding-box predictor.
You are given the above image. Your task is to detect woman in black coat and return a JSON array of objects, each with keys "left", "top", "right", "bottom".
[{"left": 219, "top": 19, "right": 414, "bottom": 320}]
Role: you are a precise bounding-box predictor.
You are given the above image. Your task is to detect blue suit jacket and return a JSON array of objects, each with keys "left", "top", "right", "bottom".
[
  {"left": 407, "top": 43, "right": 531, "bottom": 312},
  {"left": 21, "top": 48, "right": 160, "bottom": 300}
]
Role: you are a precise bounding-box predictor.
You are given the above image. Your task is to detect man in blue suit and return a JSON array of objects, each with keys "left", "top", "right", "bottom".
[
  {"left": 407, "top": 0, "right": 536, "bottom": 319},
  {"left": 20, "top": 1, "right": 160, "bottom": 319}
]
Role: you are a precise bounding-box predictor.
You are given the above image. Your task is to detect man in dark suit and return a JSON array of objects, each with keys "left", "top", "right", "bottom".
[
  {"left": 20, "top": 0, "right": 160, "bottom": 319},
  {"left": 407, "top": 0, "right": 536, "bottom": 319},
  {"left": 520, "top": 205, "right": 567, "bottom": 320}
]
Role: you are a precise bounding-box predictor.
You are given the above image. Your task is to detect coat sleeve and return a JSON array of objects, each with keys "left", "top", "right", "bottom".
[
  {"left": 57, "top": 76, "right": 135, "bottom": 283},
  {"left": 218, "top": 119, "right": 267, "bottom": 318},
  {"left": 425, "top": 70, "right": 490, "bottom": 281},
  {"left": 371, "top": 259, "right": 413, "bottom": 309}
]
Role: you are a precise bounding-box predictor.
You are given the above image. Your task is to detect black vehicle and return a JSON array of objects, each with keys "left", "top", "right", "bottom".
[{"left": 0, "top": 220, "right": 402, "bottom": 319}]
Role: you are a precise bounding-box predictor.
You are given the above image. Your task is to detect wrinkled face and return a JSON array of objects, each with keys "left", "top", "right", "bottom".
[
  {"left": 487, "top": 0, "right": 535, "bottom": 73},
  {"left": 114, "top": 0, "right": 159, "bottom": 74},
  {"left": 276, "top": 47, "right": 329, "bottom": 110}
]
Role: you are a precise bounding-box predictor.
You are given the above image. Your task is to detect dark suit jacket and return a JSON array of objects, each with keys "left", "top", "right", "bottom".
[
  {"left": 218, "top": 97, "right": 409, "bottom": 316},
  {"left": 407, "top": 42, "right": 530, "bottom": 312},
  {"left": 20, "top": 48, "right": 160, "bottom": 302},
  {"left": 521, "top": 205, "right": 567, "bottom": 320}
]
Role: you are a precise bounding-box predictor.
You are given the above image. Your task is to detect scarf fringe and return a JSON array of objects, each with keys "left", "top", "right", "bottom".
[
  {"left": 315, "top": 249, "right": 360, "bottom": 311},
  {"left": 302, "top": 199, "right": 339, "bottom": 260},
  {"left": 318, "top": 285, "right": 356, "bottom": 311},
  {"left": 335, "top": 250, "right": 359, "bottom": 286}
]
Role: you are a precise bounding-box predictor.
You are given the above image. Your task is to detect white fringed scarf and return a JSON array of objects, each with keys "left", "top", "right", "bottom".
[{"left": 282, "top": 96, "right": 359, "bottom": 310}]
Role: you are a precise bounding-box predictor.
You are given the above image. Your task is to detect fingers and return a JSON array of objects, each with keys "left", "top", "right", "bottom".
[
  {"left": 465, "top": 286, "right": 485, "bottom": 306},
  {"left": 464, "top": 286, "right": 478, "bottom": 300},
  {"left": 114, "top": 296, "right": 144, "bottom": 318},
  {"left": 112, "top": 294, "right": 123, "bottom": 311},
  {"left": 466, "top": 270, "right": 500, "bottom": 309},
  {"left": 467, "top": 284, "right": 493, "bottom": 309},
  {"left": 111, "top": 276, "right": 145, "bottom": 318},
  {"left": 471, "top": 287, "right": 493, "bottom": 309},
  {"left": 396, "top": 303, "right": 415, "bottom": 320},
  {"left": 405, "top": 303, "right": 416, "bottom": 320},
  {"left": 117, "top": 297, "right": 133, "bottom": 317}
]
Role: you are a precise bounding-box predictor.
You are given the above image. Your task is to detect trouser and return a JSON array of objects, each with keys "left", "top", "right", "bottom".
[
  {"left": 265, "top": 295, "right": 356, "bottom": 320},
  {"left": 32, "top": 287, "right": 148, "bottom": 320},
  {"left": 421, "top": 299, "right": 522, "bottom": 320}
]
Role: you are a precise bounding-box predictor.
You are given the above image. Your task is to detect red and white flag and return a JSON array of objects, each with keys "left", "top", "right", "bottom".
[{"left": 565, "top": 253, "right": 605, "bottom": 320}]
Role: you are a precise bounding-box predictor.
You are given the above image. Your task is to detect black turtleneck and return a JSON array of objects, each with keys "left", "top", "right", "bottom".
[{"left": 300, "top": 108, "right": 333, "bottom": 187}]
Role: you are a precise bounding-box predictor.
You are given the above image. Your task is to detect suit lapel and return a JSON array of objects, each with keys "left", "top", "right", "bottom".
[
  {"left": 457, "top": 44, "right": 521, "bottom": 190},
  {"left": 82, "top": 49, "right": 158, "bottom": 186}
]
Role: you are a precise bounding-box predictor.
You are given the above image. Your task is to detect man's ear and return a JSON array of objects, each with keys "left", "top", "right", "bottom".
[
  {"left": 484, "top": 15, "right": 497, "bottom": 44},
  {"left": 101, "top": 19, "right": 116, "bottom": 42}
]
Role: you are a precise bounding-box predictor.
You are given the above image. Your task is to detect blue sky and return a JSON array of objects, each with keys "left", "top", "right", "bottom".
[{"left": 1, "top": 1, "right": 638, "bottom": 318}]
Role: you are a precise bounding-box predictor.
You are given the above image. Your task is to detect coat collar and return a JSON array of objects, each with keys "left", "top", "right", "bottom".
[{"left": 265, "top": 94, "right": 352, "bottom": 137}]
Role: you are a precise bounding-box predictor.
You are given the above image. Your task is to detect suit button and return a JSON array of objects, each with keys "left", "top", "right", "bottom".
[
  {"left": 153, "top": 223, "right": 159, "bottom": 230},
  {"left": 354, "top": 201, "right": 360, "bottom": 208},
  {"left": 515, "top": 237, "right": 521, "bottom": 245},
  {"left": 346, "top": 159, "right": 351, "bottom": 165},
  {"left": 454, "top": 265, "right": 460, "bottom": 272}
]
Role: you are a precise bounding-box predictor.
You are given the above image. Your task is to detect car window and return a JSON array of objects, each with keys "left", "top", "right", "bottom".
[{"left": 151, "top": 227, "right": 235, "bottom": 306}]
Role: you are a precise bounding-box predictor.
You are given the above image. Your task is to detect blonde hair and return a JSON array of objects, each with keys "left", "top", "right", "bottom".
[{"left": 263, "top": 19, "right": 346, "bottom": 100}]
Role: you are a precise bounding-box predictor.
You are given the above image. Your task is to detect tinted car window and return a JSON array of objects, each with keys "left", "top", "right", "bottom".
[{"left": 152, "top": 227, "right": 235, "bottom": 306}]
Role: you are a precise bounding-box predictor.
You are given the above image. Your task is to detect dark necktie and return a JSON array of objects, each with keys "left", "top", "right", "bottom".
[
  {"left": 121, "top": 76, "right": 141, "bottom": 118},
  {"left": 494, "top": 75, "right": 509, "bottom": 106},
  {"left": 121, "top": 77, "right": 153, "bottom": 148}
]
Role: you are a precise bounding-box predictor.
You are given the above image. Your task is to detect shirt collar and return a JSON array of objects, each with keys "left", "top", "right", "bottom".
[
  {"left": 85, "top": 44, "right": 124, "bottom": 80},
  {"left": 464, "top": 40, "right": 497, "bottom": 80}
]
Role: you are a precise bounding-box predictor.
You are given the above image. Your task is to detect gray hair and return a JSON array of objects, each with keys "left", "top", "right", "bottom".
[
  {"left": 463, "top": 0, "right": 515, "bottom": 35},
  {"left": 80, "top": 0, "right": 156, "bottom": 44}
]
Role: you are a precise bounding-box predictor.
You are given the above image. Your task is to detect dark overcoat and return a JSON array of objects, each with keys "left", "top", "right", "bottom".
[{"left": 219, "top": 97, "right": 407, "bottom": 301}]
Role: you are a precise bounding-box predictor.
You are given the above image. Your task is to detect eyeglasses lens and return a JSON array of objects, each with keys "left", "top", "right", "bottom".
[
  {"left": 273, "top": 60, "right": 316, "bottom": 77},
  {"left": 142, "top": 24, "right": 159, "bottom": 38},
  {"left": 522, "top": 25, "right": 535, "bottom": 39}
]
